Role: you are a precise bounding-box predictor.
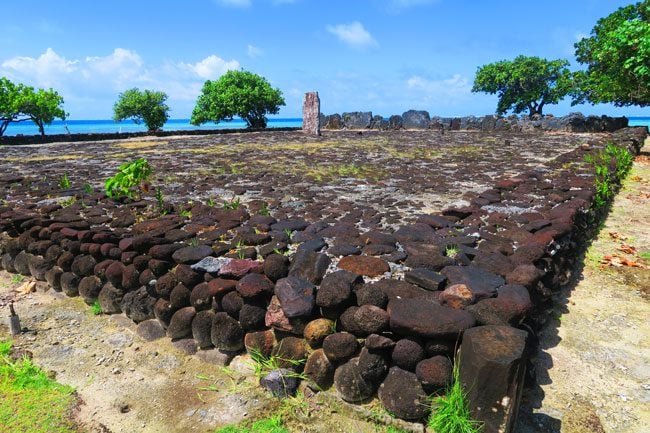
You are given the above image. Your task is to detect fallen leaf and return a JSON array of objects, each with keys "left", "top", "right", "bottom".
[
  {"left": 600, "top": 254, "right": 647, "bottom": 269},
  {"left": 608, "top": 232, "right": 628, "bottom": 241},
  {"left": 16, "top": 279, "right": 36, "bottom": 294},
  {"left": 630, "top": 175, "right": 643, "bottom": 182},
  {"left": 617, "top": 244, "right": 637, "bottom": 255}
]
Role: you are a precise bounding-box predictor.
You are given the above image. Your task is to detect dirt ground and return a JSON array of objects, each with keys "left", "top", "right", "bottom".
[
  {"left": 0, "top": 281, "right": 420, "bottom": 433},
  {"left": 516, "top": 139, "right": 650, "bottom": 433}
]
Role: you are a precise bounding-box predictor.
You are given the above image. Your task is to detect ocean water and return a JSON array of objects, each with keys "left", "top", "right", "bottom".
[
  {"left": 2, "top": 116, "right": 648, "bottom": 137},
  {"left": 2, "top": 118, "right": 303, "bottom": 136},
  {"left": 628, "top": 116, "right": 650, "bottom": 128}
]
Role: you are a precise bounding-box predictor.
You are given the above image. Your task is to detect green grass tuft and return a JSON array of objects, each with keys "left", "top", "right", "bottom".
[
  {"left": 214, "top": 414, "right": 289, "bottom": 433},
  {"left": 428, "top": 361, "right": 483, "bottom": 433},
  {"left": 10, "top": 274, "right": 26, "bottom": 284},
  {"left": 247, "top": 347, "right": 306, "bottom": 380},
  {"left": 90, "top": 300, "right": 103, "bottom": 315},
  {"left": 0, "top": 340, "right": 78, "bottom": 433},
  {"left": 0, "top": 340, "right": 11, "bottom": 356}
]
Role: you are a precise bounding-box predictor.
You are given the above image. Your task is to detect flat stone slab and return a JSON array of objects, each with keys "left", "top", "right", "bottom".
[
  {"left": 441, "top": 265, "right": 504, "bottom": 300},
  {"left": 387, "top": 297, "right": 475, "bottom": 338}
]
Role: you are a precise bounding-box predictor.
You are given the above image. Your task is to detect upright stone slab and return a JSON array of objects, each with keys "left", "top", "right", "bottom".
[
  {"left": 459, "top": 325, "right": 528, "bottom": 433},
  {"left": 302, "top": 92, "right": 321, "bottom": 136}
]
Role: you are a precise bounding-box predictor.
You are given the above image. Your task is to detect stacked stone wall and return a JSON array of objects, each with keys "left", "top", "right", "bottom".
[
  {"left": 321, "top": 110, "right": 633, "bottom": 134},
  {"left": 0, "top": 127, "right": 646, "bottom": 431}
]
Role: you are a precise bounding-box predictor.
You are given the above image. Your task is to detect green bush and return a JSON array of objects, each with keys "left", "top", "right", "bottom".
[
  {"left": 105, "top": 158, "right": 152, "bottom": 198},
  {"left": 584, "top": 143, "right": 634, "bottom": 208}
]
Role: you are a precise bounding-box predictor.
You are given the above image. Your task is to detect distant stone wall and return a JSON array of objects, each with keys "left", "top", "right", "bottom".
[
  {"left": 0, "top": 126, "right": 301, "bottom": 146},
  {"left": 321, "top": 110, "right": 631, "bottom": 133}
]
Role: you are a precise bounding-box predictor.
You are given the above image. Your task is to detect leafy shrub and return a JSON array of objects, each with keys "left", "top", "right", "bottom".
[
  {"left": 105, "top": 158, "right": 152, "bottom": 198},
  {"left": 584, "top": 143, "right": 633, "bottom": 208}
]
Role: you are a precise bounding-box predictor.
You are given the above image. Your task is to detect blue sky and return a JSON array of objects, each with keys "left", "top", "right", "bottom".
[{"left": 0, "top": 0, "right": 644, "bottom": 119}]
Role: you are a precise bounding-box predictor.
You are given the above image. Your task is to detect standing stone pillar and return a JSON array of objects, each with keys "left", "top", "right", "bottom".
[
  {"left": 459, "top": 325, "right": 528, "bottom": 433},
  {"left": 302, "top": 92, "right": 320, "bottom": 136}
]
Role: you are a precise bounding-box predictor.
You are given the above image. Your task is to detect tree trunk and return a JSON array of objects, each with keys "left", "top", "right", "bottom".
[
  {"left": 0, "top": 120, "right": 8, "bottom": 136},
  {"left": 37, "top": 120, "right": 45, "bottom": 136},
  {"left": 247, "top": 116, "right": 267, "bottom": 129},
  {"left": 527, "top": 102, "right": 543, "bottom": 118}
]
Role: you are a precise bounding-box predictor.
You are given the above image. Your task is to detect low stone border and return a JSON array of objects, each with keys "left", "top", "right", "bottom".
[
  {"left": 321, "top": 111, "right": 629, "bottom": 133},
  {"left": 0, "top": 126, "right": 300, "bottom": 146},
  {"left": 0, "top": 127, "right": 646, "bottom": 432}
]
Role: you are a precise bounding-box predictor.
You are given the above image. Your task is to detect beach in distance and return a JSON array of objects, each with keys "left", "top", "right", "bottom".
[{"left": 2, "top": 116, "right": 648, "bottom": 137}]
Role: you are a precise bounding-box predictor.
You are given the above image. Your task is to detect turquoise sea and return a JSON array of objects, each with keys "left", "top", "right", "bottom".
[
  {"left": 2, "top": 118, "right": 303, "bottom": 136},
  {"left": 628, "top": 116, "right": 650, "bottom": 128},
  {"left": 2, "top": 116, "right": 648, "bottom": 136}
]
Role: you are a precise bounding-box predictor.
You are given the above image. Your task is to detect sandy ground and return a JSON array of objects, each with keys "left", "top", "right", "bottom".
[
  {"left": 0, "top": 282, "right": 419, "bottom": 433},
  {"left": 516, "top": 139, "right": 650, "bottom": 433}
]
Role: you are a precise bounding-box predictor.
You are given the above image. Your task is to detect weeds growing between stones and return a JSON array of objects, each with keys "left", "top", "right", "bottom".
[
  {"left": 428, "top": 361, "right": 483, "bottom": 433},
  {"left": 104, "top": 157, "right": 152, "bottom": 199},
  {"left": 58, "top": 172, "right": 71, "bottom": 190},
  {"left": 584, "top": 143, "right": 634, "bottom": 208},
  {"left": 91, "top": 300, "right": 103, "bottom": 315}
]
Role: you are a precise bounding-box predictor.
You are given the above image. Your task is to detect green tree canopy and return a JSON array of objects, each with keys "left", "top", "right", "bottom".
[
  {"left": 472, "top": 55, "right": 574, "bottom": 117},
  {"left": 0, "top": 77, "right": 67, "bottom": 136},
  {"left": 113, "top": 88, "right": 170, "bottom": 132},
  {"left": 191, "top": 70, "right": 285, "bottom": 128},
  {"left": 574, "top": 1, "right": 650, "bottom": 107},
  {"left": 0, "top": 77, "right": 20, "bottom": 136}
]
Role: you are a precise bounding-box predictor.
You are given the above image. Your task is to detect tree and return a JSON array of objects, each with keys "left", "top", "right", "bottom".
[
  {"left": 0, "top": 77, "right": 67, "bottom": 136},
  {"left": 472, "top": 55, "right": 574, "bottom": 117},
  {"left": 113, "top": 88, "right": 170, "bottom": 132},
  {"left": 17, "top": 87, "right": 67, "bottom": 136},
  {"left": 574, "top": 1, "right": 650, "bottom": 107},
  {"left": 0, "top": 77, "right": 19, "bottom": 136},
  {"left": 191, "top": 70, "right": 285, "bottom": 128}
]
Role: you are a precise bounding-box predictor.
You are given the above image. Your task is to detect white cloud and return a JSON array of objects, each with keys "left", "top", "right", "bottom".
[
  {"left": 326, "top": 21, "right": 378, "bottom": 49},
  {"left": 406, "top": 74, "right": 472, "bottom": 98},
  {"left": 247, "top": 44, "right": 263, "bottom": 58},
  {"left": 83, "top": 48, "right": 144, "bottom": 87},
  {"left": 216, "top": 0, "right": 251, "bottom": 7},
  {"left": 1, "top": 48, "right": 78, "bottom": 87},
  {"left": 181, "top": 55, "right": 240, "bottom": 79},
  {"left": 0, "top": 48, "right": 241, "bottom": 118}
]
